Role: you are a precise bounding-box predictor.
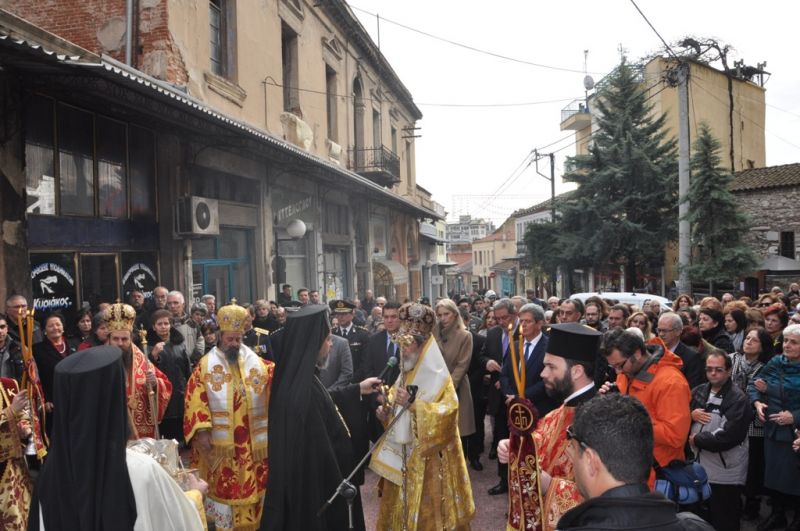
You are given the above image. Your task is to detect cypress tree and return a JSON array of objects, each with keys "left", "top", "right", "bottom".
[{"left": 684, "top": 122, "right": 758, "bottom": 288}]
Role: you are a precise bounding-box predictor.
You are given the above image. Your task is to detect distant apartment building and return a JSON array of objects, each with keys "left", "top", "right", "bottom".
[{"left": 446, "top": 215, "right": 495, "bottom": 248}]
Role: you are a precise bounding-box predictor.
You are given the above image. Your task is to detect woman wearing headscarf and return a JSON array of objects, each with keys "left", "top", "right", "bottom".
[
  {"left": 262, "top": 304, "right": 367, "bottom": 531},
  {"left": 433, "top": 299, "right": 475, "bottom": 441}
]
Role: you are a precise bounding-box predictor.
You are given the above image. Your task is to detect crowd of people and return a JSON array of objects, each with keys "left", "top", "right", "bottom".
[{"left": 0, "top": 282, "right": 798, "bottom": 530}]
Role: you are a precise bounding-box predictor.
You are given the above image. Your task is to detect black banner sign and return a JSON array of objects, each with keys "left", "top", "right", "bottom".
[
  {"left": 30, "top": 253, "right": 78, "bottom": 322},
  {"left": 121, "top": 252, "right": 159, "bottom": 300}
]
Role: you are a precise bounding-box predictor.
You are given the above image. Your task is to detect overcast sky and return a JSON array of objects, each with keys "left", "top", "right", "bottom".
[{"left": 351, "top": 1, "right": 800, "bottom": 224}]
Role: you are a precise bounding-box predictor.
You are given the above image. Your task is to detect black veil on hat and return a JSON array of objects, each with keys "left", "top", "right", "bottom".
[
  {"left": 262, "top": 304, "right": 354, "bottom": 530},
  {"left": 29, "top": 345, "right": 137, "bottom": 531}
]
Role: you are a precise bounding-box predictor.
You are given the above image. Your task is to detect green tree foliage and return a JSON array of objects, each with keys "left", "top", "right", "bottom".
[
  {"left": 684, "top": 123, "right": 758, "bottom": 284},
  {"left": 553, "top": 58, "right": 678, "bottom": 288}
]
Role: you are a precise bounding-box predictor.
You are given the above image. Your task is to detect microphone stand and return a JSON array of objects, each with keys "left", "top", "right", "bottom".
[{"left": 318, "top": 385, "right": 418, "bottom": 529}]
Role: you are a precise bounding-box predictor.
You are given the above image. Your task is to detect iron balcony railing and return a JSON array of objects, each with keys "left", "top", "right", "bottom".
[{"left": 348, "top": 146, "right": 401, "bottom": 185}]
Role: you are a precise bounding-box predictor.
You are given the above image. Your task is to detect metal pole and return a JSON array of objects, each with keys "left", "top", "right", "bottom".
[
  {"left": 125, "top": 0, "right": 134, "bottom": 65},
  {"left": 550, "top": 153, "right": 557, "bottom": 297},
  {"left": 677, "top": 62, "right": 691, "bottom": 296}
]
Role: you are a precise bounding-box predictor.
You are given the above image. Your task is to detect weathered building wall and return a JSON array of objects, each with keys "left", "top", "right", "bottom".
[
  {"left": 733, "top": 186, "right": 800, "bottom": 259},
  {"left": 0, "top": 76, "right": 29, "bottom": 307}
]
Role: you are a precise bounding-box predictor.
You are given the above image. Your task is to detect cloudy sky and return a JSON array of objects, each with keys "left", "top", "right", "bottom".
[{"left": 351, "top": 1, "right": 800, "bottom": 224}]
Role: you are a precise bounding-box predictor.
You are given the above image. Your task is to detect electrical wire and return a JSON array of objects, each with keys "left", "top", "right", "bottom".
[
  {"left": 628, "top": 0, "right": 678, "bottom": 59},
  {"left": 263, "top": 79, "right": 580, "bottom": 109},
  {"left": 349, "top": 4, "right": 604, "bottom": 75}
]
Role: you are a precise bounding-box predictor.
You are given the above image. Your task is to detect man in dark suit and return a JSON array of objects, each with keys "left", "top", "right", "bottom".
[
  {"left": 657, "top": 312, "right": 705, "bottom": 388},
  {"left": 478, "top": 298, "right": 518, "bottom": 495},
  {"left": 364, "top": 301, "right": 402, "bottom": 441},
  {"left": 499, "top": 303, "right": 557, "bottom": 418},
  {"left": 331, "top": 299, "right": 370, "bottom": 381}
]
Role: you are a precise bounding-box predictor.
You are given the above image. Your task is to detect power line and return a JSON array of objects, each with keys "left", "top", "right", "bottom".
[
  {"left": 263, "top": 79, "right": 579, "bottom": 109},
  {"left": 628, "top": 0, "right": 678, "bottom": 58},
  {"left": 349, "top": 4, "right": 604, "bottom": 75}
]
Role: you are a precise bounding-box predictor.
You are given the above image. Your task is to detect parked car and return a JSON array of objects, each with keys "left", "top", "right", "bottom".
[{"left": 569, "top": 292, "right": 672, "bottom": 311}]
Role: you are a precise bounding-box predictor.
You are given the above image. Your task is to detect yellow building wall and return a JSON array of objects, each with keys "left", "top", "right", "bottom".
[{"left": 167, "top": 0, "right": 419, "bottom": 194}]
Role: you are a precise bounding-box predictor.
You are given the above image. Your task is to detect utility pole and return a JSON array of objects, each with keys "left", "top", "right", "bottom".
[
  {"left": 534, "top": 150, "right": 558, "bottom": 296},
  {"left": 676, "top": 61, "right": 691, "bottom": 296}
]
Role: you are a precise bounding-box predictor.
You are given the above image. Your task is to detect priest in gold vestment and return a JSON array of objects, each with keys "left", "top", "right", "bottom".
[
  {"left": 499, "top": 322, "right": 601, "bottom": 531},
  {"left": 371, "top": 302, "right": 475, "bottom": 531},
  {"left": 0, "top": 377, "right": 31, "bottom": 530},
  {"left": 184, "top": 300, "right": 274, "bottom": 531}
]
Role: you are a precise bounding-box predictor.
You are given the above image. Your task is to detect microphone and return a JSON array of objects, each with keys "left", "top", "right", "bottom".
[
  {"left": 377, "top": 355, "right": 399, "bottom": 383},
  {"left": 406, "top": 385, "right": 419, "bottom": 404}
]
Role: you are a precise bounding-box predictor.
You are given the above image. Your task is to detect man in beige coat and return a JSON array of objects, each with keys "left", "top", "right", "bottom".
[{"left": 433, "top": 298, "right": 475, "bottom": 438}]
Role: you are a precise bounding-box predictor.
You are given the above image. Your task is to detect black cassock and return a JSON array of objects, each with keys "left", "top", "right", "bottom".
[{"left": 261, "top": 304, "right": 365, "bottom": 531}]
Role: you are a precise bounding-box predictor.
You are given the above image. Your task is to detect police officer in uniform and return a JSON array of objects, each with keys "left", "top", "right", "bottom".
[{"left": 330, "top": 300, "right": 370, "bottom": 381}]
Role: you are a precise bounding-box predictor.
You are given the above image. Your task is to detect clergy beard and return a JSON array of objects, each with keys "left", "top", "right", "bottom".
[
  {"left": 121, "top": 344, "right": 133, "bottom": 370},
  {"left": 402, "top": 352, "right": 420, "bottom": 372},
  {"left": 224, "top": 345, "right": 239, "bottom": 363},
  {"left": 545, "top": 371, "right": 573, "bottom": 403}
]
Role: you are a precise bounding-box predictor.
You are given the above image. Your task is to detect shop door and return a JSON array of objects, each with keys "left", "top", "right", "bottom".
[
  {"left": 81, "top": 254, "right": 119, "bottom": 310},
  {"left": 323, "top": 246, "right": 350, "bottom": 302},
  {"left": 192, "top": 228, "right": 253, "bottom": 304}
]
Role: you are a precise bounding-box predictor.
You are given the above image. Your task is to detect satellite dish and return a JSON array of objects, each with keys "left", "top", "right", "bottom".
[{"left": 583, "top": 75, "right": 595, "bottom": 91}]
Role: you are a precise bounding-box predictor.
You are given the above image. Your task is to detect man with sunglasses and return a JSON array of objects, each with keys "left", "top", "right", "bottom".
[
  {"left": 498, "top": 322, "right": 601, "bottom": 530},
  {"left": 688, "top": 350, "right": 752, "bottom": 531}
]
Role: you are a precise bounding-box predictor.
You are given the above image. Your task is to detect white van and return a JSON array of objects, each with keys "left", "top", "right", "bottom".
[{"left": 569, "top": 292, "right": 672, "bottom": 312}]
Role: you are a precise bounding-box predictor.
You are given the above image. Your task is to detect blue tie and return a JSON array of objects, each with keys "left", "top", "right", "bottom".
[{"left": 524, "top": 342, "right": 532, "bottom": 363}]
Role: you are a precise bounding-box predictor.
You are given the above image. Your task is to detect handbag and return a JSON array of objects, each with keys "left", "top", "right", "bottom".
[{"left": 653, "top": 459, "right": 712, "bottom": 505}]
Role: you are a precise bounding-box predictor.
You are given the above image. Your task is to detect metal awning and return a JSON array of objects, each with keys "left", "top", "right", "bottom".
[
  {"left": 372, "top": 258, "right": 408, "bottom": 285},
  {"left": 760, "top": 254, "right": 800, "bottom": 272}
]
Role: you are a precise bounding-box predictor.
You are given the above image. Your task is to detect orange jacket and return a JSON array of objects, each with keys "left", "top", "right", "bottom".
[{"left": 617, "top": 342, "right": 691, "bottom": 469}]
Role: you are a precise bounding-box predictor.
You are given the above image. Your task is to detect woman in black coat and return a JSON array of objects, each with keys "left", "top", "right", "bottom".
[
  {"left": 698, "top": 308, "right": 734, "bottom": 353},
  {"left": 147, "top": 309, "right": 190, "bottom": 443},
  {"left": 33, "top": 313, "right": 76, "bottom": 437}
]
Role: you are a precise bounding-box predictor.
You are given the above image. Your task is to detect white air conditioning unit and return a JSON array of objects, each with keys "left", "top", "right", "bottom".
[{"left": 175, "top": 196, "right": 220, "bottom": 237}]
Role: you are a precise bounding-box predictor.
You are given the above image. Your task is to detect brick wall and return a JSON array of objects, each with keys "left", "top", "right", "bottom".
[{"left": 3, "top": 0, "right": 187, "bottom": 85}]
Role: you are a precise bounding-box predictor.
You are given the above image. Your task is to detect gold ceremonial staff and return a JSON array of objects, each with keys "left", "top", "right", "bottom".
[
  {"left": 138, "top": 325, "right": 160, "bottom": 439},
  {"left": 507, "top": 323, "right": 546, "bottom": 528}
]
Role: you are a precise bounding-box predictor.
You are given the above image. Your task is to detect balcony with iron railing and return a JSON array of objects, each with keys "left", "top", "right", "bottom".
[
  {"left": 347, "top": 145, "right": 401, "bottom": 187},
  {"left": 560, "top": 98, "right": 591, "bottom": 131}
]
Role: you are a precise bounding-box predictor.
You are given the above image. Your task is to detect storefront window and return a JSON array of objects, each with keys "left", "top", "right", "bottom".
[
  {"left": 25, "top": 95, "right": 56, "bottom": 215},
  {"left": 97, "top": 116, "right": 127, "bottom": 218},
  {"left": 58, "top": 104, "right": 95, "bottom": 216},
  {"left": 129, "top": 126, "right": 156, "bottom": 218}
]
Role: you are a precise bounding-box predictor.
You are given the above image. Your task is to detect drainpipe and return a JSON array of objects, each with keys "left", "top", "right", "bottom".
[{"left": 125, "top": 0, "right": 134, "bottom": 65}]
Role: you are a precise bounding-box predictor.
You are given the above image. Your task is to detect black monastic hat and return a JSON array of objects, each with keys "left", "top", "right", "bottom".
[{"left": 547, "top": 322, "right": 602, "bottom": 363}]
